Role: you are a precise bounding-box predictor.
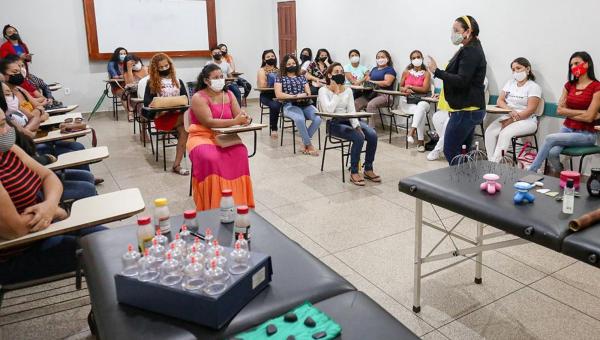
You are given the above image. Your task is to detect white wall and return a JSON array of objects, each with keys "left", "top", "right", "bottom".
[
  {"left": 0, "top": 0, "right": 277, "bottom": 112},
  {"left": 296, "top": 0, "right": 600, "bottom": 171}
]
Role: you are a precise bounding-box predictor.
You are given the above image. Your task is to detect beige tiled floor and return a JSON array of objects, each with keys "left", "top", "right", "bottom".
[{"left": 2, "top": 100, "right": 600, "bottom": 339}]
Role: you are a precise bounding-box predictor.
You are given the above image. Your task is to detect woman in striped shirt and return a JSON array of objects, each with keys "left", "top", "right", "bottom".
[{"left": 0, "top": 108, "right": 104, "bottom": 285}]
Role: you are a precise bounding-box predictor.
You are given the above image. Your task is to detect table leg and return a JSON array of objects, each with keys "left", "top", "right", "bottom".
[
  {"left": 413, "top": 198, "right": 423, "bottom": 313},
  {"left": 248, "top": 130, "right": 258, "bottom": 158},
  {"left": 475, "top": 222, "right": 483, "bottom": 284}
]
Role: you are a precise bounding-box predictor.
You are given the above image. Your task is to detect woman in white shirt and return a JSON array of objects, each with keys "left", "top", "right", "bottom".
[
  {"left": 318, "top": 62, "right": 380, "bottom": 186},
  {"left": 484, "top": 58, "right": 541, "bottom": 162}
]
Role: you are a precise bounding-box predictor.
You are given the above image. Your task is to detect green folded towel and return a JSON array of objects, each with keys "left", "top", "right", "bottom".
[{"left": 233, "top": 302, "right": 341, "bottom": 340}]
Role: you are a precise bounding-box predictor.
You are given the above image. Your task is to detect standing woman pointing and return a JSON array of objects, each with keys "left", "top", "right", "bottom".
[{"left": 427, "top": 15, "right": 487, "bottom": 164}]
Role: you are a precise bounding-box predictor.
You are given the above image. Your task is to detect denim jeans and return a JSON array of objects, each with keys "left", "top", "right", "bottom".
[
  {"left": 283, "top": 103, "right": 321, "bottom": 146},
  {"left": 227, "top": 84, "right": 242, "bottom": 107},
  {"left": 0, "top": 226, "right": 107, "bottom": 285},
  {"left": 37, "top": 141, "right": 91, "bottom": 171},
  {"left": 260, "top": 93, "right": 282, "bottom": 131},
  {"left": 443, "top": 109, "right": 486, "bottom": 165},
  {"left": 329, "top": 120, "right": 377, "bottom": 173},
  {"left": 528, "top": 126, "right": 598, "bottom": 171},
  {"left": 61, "top": 169, "right": 97, "bottom": 201}
]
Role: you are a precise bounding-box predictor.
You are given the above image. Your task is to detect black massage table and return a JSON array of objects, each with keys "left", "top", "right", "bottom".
[
  {"left": 81, "top": 210, "right": 418, "bottom": 339},
  {"left": 399, "top": 161, "right": 600, "bottom": 313}
]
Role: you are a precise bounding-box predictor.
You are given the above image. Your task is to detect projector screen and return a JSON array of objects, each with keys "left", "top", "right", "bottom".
[{"left": 83, "top": 0, "right": 216, "bottom": 60}]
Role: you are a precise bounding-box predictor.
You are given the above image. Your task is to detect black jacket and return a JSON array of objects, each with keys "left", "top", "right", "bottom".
[{"left": 434, "top": 39, "right": 486, "bottom": 110}]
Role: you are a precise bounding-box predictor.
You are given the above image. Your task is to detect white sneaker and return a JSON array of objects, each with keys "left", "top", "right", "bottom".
[
  {"left": 427, "top": 150, "right": 440, "bottom": 161},
  {"left": 417, "top": 145, "right": 426, "bottom": 153},
  {"left": 407, "top": 136, "right": 415, "bottom": 144}
]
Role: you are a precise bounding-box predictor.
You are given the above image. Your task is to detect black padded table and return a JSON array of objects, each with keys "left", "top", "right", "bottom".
[
  {"left": 398, "top": 161, "right": 600, "bottom": 312},
  {"left": 81, "top": 210, "right": 418, "bottom": 339}
]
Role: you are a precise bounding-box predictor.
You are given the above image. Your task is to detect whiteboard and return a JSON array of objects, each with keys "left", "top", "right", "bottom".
[{"left": 94, "top": 0, "right": 209, "bottom": 53}]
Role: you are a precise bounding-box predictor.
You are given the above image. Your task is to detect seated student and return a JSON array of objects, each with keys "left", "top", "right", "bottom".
[
  {"left": 206, "top": 46, "right": 242, "bottom": 106},
  {"left": 305, "top": 48, "right": 332, "bottom": 96},
  {"left": 299, "top": 48, "right": 313, "bottom": 75},
  {"left": 355, "top": 50, "right": 397, "bottom": 127},
  {"left": 275, "top": 54, "right": 322, "bottom": 156},
  {"left": 0, "top": 110, "right": 105, "bottom": 285},
  {"left": 107, "top": 47, "right": 127, "bottom": 80},
  {"left": 3, "top": 81, "right": 42, "bottom": 137},
  {"left": 427, "top": 77, "right": 489, "bottom": 161},
  {"left": 186, "top": 64, "right": 254, "bottom": 211},
  {"left": 0, "top": 25, "right": 32, "bottom": 68},
  {"left": 123, "top": 54, "right": 148, "bottom": 86},
  {"left": 528, "top": 52, "right": 600, "bottom": 175},
  {"left": 143, "top": 53, "right": 189, "bottom": 175},
  {"left": 485, "top": 57, "right": 541, "bottom": 162},
  {"left": 218, "top": 43, "right": 252, "bottom": 104},
  {"left": 318, "top": 63, "right": 380, "bottom": 185},
  {"left": 344, "top": 49, "right": 369, "bottom": 86},
  {"left": 1, "top": 54, "right": 47, "bottom": 107},
  {"left": 397, "top": 50, "right": 432, "bottom": 151},
  {"left": 123, "top": 54, "right": 149, "bottom": 121},
  {"left": 256, "top": 49, "right": 281, "bottom": 137}
]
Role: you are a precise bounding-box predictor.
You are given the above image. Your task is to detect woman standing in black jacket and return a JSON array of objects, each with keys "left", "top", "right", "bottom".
[{"left": 427, "top": 15, "right": 487, "bottom": 164}]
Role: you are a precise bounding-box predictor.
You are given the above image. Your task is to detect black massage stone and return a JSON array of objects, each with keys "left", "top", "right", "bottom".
[
  {"left": 304, "top": 316, "right": 316, "bottom": 328},
  {"left": 266, "top": 324, "right": 277, "bottom": 336},
  {"left": 286, "top": 336, "right": 296, "bottom": 340},
  {"left": 284, "top": 312, "right": 298, "bottom": 322},
  {"left": 312, "top": 331, "right": 327, "bottom": 339}
]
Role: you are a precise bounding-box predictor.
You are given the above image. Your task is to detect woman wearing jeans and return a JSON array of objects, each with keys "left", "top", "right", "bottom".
[
  {"left": 257, "top": 49, "right": 281, "bottom": 138},
  {"left": 528, "top": 51, "right": 600, "bottom": 174},
  {"left": 275, "top": 54, "right": 322, "bottom": 156},
  {"left": 318, "top": 63, "right": 380, "bottom": 186},
  {"left": 427, "top": 15, "right": 487, "bottom": 165}
]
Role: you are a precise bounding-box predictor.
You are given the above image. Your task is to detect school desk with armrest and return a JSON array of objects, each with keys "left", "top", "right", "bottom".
[
  {"left": 46, "top": 146, "right": 109, "bottom": 171},
  {"left": 40, "top": 112, "right": 83, "bottom": 127}
]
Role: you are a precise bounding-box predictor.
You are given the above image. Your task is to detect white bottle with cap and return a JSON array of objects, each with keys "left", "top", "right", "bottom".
[
  {"left": 153, "top": 198, "right": 171, "bottom": 235},
  {"left": 562, "top": 178, "right": 575, "bottom": 214},
  {"left": 232, "top": 205, "right": 250, "bottom": 247},
  {"left": 219, "top": 189, "right": 235, "bottom": 224}
]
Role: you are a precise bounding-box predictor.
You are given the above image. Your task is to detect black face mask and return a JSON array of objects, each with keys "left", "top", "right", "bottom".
[
  {"left": 158, "top": 69, "right": 171, "bottom": 77},
  {"left": 213, "top": 53, "right": 222, "bottom": 60},
  {"left": 331, "top": 74, "right": 345, "bottom": 85},
  {"left": 300, "top": 54, "right": 310, "bottom": 62},
  {"left": 7, "top": 73, "right": 25, "bottom": 86},
  {"left": 265, "top": 58, "right": 276, "bottom": 66},
  {"left": 7, "top": 33, "right": 19, "bottom": 41},
  {"left": 318, "top": 56, "right": 328, "bottom": 62},
  {"left": 286, "top": 65, "right": 298, "bottom": 73},
  {"left": 221, "top": 50, "right": 228, "bottom": 56}
]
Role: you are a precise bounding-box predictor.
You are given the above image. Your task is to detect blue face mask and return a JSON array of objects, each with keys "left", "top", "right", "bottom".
[{"left": 119, "top": 54, "right": 126, "bottom": 62}]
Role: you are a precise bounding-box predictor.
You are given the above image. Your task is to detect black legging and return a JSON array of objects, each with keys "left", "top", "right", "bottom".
[{"left": 260, "top": 93, "right": 282, "bottom": 131}]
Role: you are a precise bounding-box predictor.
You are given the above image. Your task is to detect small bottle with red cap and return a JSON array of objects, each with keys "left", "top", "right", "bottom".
[
  {"left": 183, "top": 210, "right": 198, "bottom": 233},
  {"left": 232, "top": 205, "right": 250, "bottom": 248},
  {"left": 137, "top": 216, "right": 154, "bottom": 253},
  {"left": 219, "top": 189, "right": 235, "bottom": 224}
]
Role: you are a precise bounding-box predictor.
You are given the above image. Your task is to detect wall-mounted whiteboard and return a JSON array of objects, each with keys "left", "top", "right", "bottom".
[{"left": 83, "top": 0, "right": 216, "bottom": 60}]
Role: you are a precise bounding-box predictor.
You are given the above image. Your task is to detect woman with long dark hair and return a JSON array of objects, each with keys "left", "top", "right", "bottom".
[
  {"left": 427, "top": 15, "right": 487, "bottom": 164},
  {"left": 528, "top": 51, "right": 600, "bottom": 174},
  {"left": 107, "top": 47, "right": 128, "bottom": 80},
  {"left": 186, "top": 64, "right": 254, "bottom": 211},
  {"left": 256, "top": 49, "right": 281, "bottom": 136},
  {"left": 0, "top": 25, "right": 32, "bottom": 69}
]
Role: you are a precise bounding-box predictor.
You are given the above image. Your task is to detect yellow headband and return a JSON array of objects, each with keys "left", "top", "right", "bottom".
[{"left": 462, "top": 15, "right": 472, "bottom": 30}]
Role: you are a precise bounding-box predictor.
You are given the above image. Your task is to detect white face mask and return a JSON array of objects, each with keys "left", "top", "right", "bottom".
[
  {"left": 376, "top": 58, "right": 388, "bottom": 66},
  {"left": 209, "top": 78, "right": 225, "bottom": 92},
  {"left": 450, "top": 30, "right": 464, "bottom": 45},
  {"left": 513, "top": 71, "right": 527, "bottom": 82},
  {"left": 350, "top": 56, "right": 360, "bottom": 64},
  {"left": 132, "top": 62, "right": 142, "bottom": 71},
  {"left": 411, "top": 58, "right": 423, "bottom": 67}
]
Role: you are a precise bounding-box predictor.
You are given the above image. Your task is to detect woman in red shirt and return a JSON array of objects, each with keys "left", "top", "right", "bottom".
[
  {"left": 0, "top": 25, "right": 31, "bottom": 68},
  {"left": 528, "top": 52, "right": 600, "bottom": 174}
]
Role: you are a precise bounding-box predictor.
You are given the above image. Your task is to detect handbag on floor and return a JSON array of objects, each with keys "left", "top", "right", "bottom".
[{"left": 516, "top": 141, "right": 537, "bottom": 169}]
